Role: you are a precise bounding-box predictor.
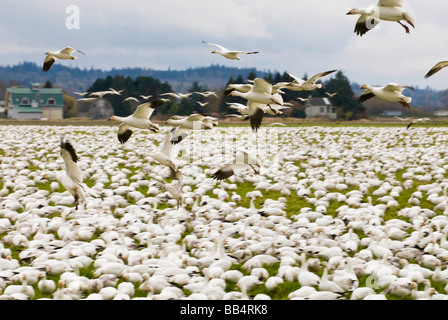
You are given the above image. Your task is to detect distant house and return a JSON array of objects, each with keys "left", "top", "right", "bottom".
[
  {"left": 5, "top": 83, "right": 64, "bottom": 120},
  {"left": 0, "top": 101, "right": 5, "bottom": 118},
  {"left": 304, "top": 97, "right": 337, "bottom": 119},
  {"left": 382, "top": 110, "right": 403, "bottom": 116},
  {"left": 434, "top": 110, "right": 448, "bottom": 117}
]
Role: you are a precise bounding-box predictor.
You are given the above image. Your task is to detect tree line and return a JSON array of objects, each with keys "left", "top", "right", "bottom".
[{"left": 83, "top": 70, "right": 366, "bottom": 120}]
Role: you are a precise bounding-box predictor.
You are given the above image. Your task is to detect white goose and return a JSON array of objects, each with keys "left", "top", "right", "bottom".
[
  {"left": 211, "top": 150, "right": 261, "bottom": 181},
  {"left": 346, "top": 0, "right": 416, "bottom": 37},
  {"left": 43, "top": 138, "right": 98, "bottom": 210},
  {"left": 43, "top": 46, "right": 85, "bottom": 72},
  {"left": 108, "top": 99, "right": 165, "bottom": 143},
  {"left": 202, "top": 40, "right": 259, "bottom": 60},
  {"left": 358, "top": 83, "right": 414, "bottom": 108},
  {"left": 149, "top": 128, "right": 181, "bottom": 176},
  {"left": 228, "top": 78, "right": 283, "bottom": 131},
  {"left": 165, "top": 114, "right": 215, "bottom": 144},
  {"left": 284, "top": 70, "right": 337, "bottom": 92}
]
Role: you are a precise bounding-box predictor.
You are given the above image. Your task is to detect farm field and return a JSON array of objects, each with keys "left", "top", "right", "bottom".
[{"left": 1, "top": 123, "right": 448, "bottom": 300}]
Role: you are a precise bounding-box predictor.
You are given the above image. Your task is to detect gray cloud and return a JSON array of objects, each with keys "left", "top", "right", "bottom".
[{"left": 0, "top": 0, "right": 447, "bottom": 90}]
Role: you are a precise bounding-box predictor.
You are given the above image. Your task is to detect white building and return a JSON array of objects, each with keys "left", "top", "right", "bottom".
[{"left": 304, "top": 97, "right": 337, "bottom": 119}]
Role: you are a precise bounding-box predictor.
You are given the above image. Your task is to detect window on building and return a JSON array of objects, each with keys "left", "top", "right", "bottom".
[
  {"left": 47, "top": 98, "right": 56, "bottom": 105},
  {"left": 320, "top": 107, "right": 325, "bottom": 113},
  {"left": 20, "top": 97, "right": 30, "bottom": 105}
]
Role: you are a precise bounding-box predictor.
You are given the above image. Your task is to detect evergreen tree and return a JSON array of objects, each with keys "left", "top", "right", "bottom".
[
  {"left": 87, "top": 75, "right": 173, "bottom": 117},
  {"left": 324, "top": 71, "right": 365, "bottom": 120}
]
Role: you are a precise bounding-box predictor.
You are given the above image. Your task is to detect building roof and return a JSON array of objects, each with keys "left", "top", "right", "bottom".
[
  {"left": 7, "top": 87, "right": 64, "bottom": 106},
  {"left": 310, "top": 97, "right": 331, "bottom": 106}
]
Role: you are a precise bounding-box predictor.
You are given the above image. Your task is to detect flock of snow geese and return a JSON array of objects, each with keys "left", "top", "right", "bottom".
[{"left": 1, "top": 0, "right": 448, "bottom": 300}]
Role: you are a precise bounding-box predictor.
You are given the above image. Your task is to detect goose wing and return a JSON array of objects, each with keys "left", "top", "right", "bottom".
[
  {"left": 170, "top": 127, "right": 190, "bottom": 145},
  {"left": 247, "top": 101, "right": 265, "bottom": 132},
  {"left": 287, "top": 72, "right": 306, "bottom": 85},
  {"left": 202, "top": 40, "right": 227, "bottom": 52},
  {"left": 354, "top": 15, "right": 380, "bottom": 37},
  {"left": 383, "top": 83, "right": 414, "bottom": 93},
  {"left": 425, "top": 61, "right": 448, "bottom": 79},
  {"left": 43, "top": 55, "right": 56, "bottom": 72},
  {"left": 251, "top": 78, "right": 272, "bottom": 94},
  {"left": 117, "top": 123, "right": 133, "bottom": 144},
  {"left": 60, "top": 140, "right": 83, "bottom": 184},
  {"left": 307, "top": 70, "right": 337, "bottom": 84},
  {"left": 132, "top": 99, "right": 164, "bottom": 119},
  {"left": 61, "top": 46, "right": 85, "bottom": 55},
  {"left": 377, "top": 0, "right": 404, "bottom": 8},
  {"left": 358, "top": 90, "right": 376, "bottom": 103}
]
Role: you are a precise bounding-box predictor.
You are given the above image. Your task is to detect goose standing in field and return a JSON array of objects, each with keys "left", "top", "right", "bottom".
[
  {"left": 43, "top": 46, "right": 85, "bottom": 72},
  {"left": 424, "top": 61, "right": 448, "bottom": 79},
  {"left": 108, "top": 99, "right": 165, "bottom": 143},
  {"left": 358, "top": 83, "right": 414, "bottom": 108},
  {"left": 202, "top": 40, "right": 259, "bottom": 60},
  {"left": 43, "top": 138, "right": 98, "bottom": 210},
  {"left": 346, "top": 0, "right": 416, "bottom": 37},
  {"left": 284, "top": 70, "right": 337, "bottom": 92},
  {"left": 228, "top": 78, "right": 283, "bottom": 131},
  {"left": 211, "top": 150, "right": 261, "bottom": 181}
]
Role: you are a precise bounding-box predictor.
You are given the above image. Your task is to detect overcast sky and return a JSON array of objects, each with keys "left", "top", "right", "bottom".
[{"left": 1, "top": 0, "right": 448, "bottom": 90}]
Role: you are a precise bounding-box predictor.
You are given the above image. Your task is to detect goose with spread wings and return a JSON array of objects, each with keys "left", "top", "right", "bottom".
[
  {"left": 149, "top": 128, "right": 181, "bottom": 177},
  {"left": 43, "top": 46, "right": 85, "bottom": 72},
  {"left": 108, "top": 99, "right": 165, "bottom": 143},
  {"left": 346, "top": 0, "right": 416, "bottom": 37},
  {"left": 43, "top": 138, "right": 98, "bottom": 209},
  {"left": 358, "top": 83, "right": 414, "bottom": 108},
  {"left": 284, "top": 70, "right": 337, "bottom": 92},
  {"left": 212, "top": 150, "right": 261, "bottom": 181},
  {"left": 202, "top": 40, "right": 259, "bottom": 60},
  {"left": 228, "top": 78, "right": 283, "bottom": 131},
  {"left": 165, "top": 114, "right": 216, "bottom": 144}
]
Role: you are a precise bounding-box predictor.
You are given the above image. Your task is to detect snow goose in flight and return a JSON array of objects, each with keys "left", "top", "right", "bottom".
[
  {"left": 202, "top": 40, "right": 259, "bottom": 60},
  {"left": 325, "top": 92, "right": 339, "bottom": 98},
  {"left": 194, "top": 91, "right": 219, "bottom": 99},
  {"left": 89, "top": 88, "right": 124, "bottom": 98},
  {"left": 43, "top": 138, "right": 98, "bottom": 210},
  {"left": 165, "top": 114, "right": 215, "bottom": 144},
  {"left": 424, "top": 61, "right": 448, "bottom": 79},
  {"left": 212, "top": 150, "right": 261, "bottom": 181},
  {"left": 228, "top": 78, "right": 283, "bottom": 131},
  {"left": 108, "top": 99, "right": 165, "bottom": 143},
  {"left": 160, "top": 92, "right": 193, "bottom": 100},
  {"left": 405, "top": 117, "right": 431, "bottom": 130},
  {"left": 358, "top": 83, "right": 414, "bottom": 108},
  {"left": 346, "top": 0, "right": 416, "bottom": 37},
  {"left": 43, "top": 46, "right": 85, "bottom": 72},
  {"left": 284, "top": 70, "right": 337, "bottom": 92}
]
